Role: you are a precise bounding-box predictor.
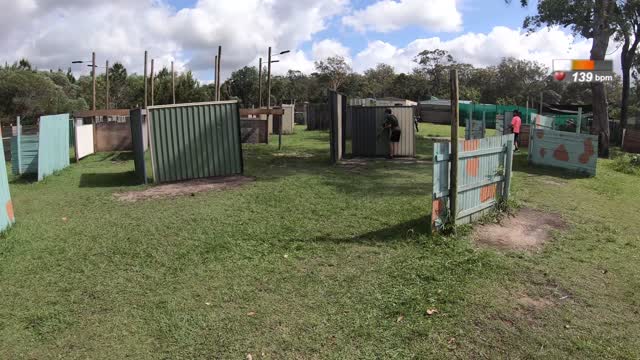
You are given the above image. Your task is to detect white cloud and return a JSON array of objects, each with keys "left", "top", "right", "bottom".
[
  {"left": 0, "top": 0, "right": 348, "bottom": 80},
  {"left": 342, "top": 0, "right": 462, "bottom": 33},
  {"left": 312, "top": 40, "right": 351, "bottom": 61},
  {"left": 353, "top": 26, "right": 619, "bottom": 74}
]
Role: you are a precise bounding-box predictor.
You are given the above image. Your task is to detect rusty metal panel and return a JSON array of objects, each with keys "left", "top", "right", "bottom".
[
  {"left": 529, "top": 127, "right": 598, "bottom": 176},
  {"left": 432, "top": 134, "right": 515, "bottom": 230},
  {"left": 622, "top": 128, "right": 640, "bottom": 153},
  {"left": 95, "top": 120, "right": 132, "bottom": 152},
  {"left": 147, "top": 101, "right": 243, "bottom": 183}
]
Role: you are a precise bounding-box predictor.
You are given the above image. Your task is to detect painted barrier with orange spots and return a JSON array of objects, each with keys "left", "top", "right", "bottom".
[
  {"left": 0, "top": 127, "right": 15, "bottom": 232},
  {"left": 431, "top": 134, "right": 515, "bottom": 231},
  {"left": 528, "top": 127, "right": 598, "bottom": 176}
]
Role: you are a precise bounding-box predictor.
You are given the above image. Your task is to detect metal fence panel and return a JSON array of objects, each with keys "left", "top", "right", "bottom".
[
  {"left": 465, "top": 115, "right": 486, "bottom": 140},
  {"left": 432, "top": 134, "right": 514, "bottom": 230},
  {"left": 0, "top": 128, "right": 15, "bottom": 232},
  {"left": 11, "top": 135, "right": 39, "bottom": 175},
  {"left": 307, "top": 103, "right": 330, "bottom": 131},
  {"left": 75, "top": 124, "right": 95, "bottom": 160},
  {"left": 148, "top": 101, "right": 243, "bottom": 183},
  {"left": 623, "top": 128, "right": 640, "bottom": 153},
  {"left": 130, "top": 109, "right": 147, "bottom": 184},
  {"left": 350, "top": 106, "right": 416, "bottom": 157},
  {"left": 528, "top": 127, "right": 598, "bottom": 176},
  {"left": 37, "top": 114, "right": 70, "bottom": 181}
]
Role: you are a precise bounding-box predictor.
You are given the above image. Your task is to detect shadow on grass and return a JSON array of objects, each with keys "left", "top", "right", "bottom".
[
  {"left": 512, "top": 152, "right": 593, "bottom": 179},
  {"left": 10, "top": 173, "right": 38, "bottom": 185},
  {"left": 295, "top": 217, "right": 433, "bottom": 245},
  {"left": 92, "top": 152, "right": 135, "bottom": 162},
  {"left": 79, "top": 172, "right": 140, "bottom": 188}
]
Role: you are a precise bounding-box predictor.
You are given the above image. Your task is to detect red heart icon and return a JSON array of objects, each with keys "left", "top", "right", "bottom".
[{"left": 554, "top": 71, "right": 566, "bottom": 81}]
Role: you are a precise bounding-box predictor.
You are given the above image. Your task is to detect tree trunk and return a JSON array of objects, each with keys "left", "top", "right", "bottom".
[
  {"left": 590, "top": 0, "right": 614, "bottom": 158},
  {"left": 620, "top": 33, "right": 640, "bottom": 132}
]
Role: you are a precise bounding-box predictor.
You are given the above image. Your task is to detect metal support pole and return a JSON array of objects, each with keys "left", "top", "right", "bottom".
[
  {"left": 216, "top": 46, "right": 222, "bottom": 101},
  {"left": 267, "top": 47, "right": 273, "bottom": 139},
  {"left": 577, "top": 107, "right": 582, "bottom": 134},
  {"left": 449, "top": 69, "right": 459, "bottom": 226},
  {"left": 214, "top": 55, "right": 218, "bottom": 101}
]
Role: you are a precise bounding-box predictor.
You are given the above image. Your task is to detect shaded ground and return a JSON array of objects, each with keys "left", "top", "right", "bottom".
[
  {"left": 473, "top": 208, "right": 567, "bottom": 251},
  {"left": 114, "top": 176, "right": 255, "bottom": 202}
]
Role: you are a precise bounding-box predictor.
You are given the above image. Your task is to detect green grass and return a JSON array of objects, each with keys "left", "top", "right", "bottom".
[{"left": 0, "top": 125, "right": 638, "bottom": 359}]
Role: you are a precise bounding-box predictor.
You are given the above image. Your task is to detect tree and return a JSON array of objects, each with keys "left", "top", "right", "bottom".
[
  {"left": 314, "top": 56, "right": 352, "bottom": 91},
  {"left": 363, "top": 64, "right": 396, "bottom": 98},
  {"left": 510, "top": 0, "right": 618, "bottom": 156},
  {"left": 617, "top": 0, "right": 640, "bottom": 130},
  {"left": 225, "top": 66, "right": 259, "bottom": 107},
  {"left": 414, "top": 49, "right": 456, "bottom": 98}
]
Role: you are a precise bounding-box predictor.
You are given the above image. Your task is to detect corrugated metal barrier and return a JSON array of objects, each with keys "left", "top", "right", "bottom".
[
  {"left": 307, "top": 103, "right": 330, "bottom": 131},
  {"left": 147, "top": 101, "right": 244, "bottom": 183},
  {"left": 465, "top": 115, "right": 486, "bottom": 140},
  {"left": 12, "top": 114, "right": 71, "bottom": 181},
  {"left": 240, "top": 118, "right": 268, "bottom": 144},
  {"left": 432, "top": 134, "right": 515, "bottom": 230},
  {"left": 350, "top": 106, "right": 416, "bottom": 157},
  {"left": 0, "top": 128, "right": 15, "bottom": 232},
  {"left": 622, "top": 128, "right": 640, "bottom": 153},
  {"left": 130, "top": 109, "right": 147, "bottom": 184},
  {"left": 528, "top": 126, "right": 598, "bottom": 176},
  {"left": 74, "top": 124, "right": 95, "bottom": 160}
]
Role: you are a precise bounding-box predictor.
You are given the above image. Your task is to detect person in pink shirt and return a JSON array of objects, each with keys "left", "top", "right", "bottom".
[{"left": 510, "top": 110, "right": 522, "bottom": 151}]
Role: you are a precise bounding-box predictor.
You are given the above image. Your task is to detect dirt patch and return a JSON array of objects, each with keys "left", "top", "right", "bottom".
[
  {"left": 516, "top": 295, "right": 554, "bottom": 310},
  {"left": 114, "top": 176, "right": 255, "bottom": 202},
  {"left": 473, "top": 208, "right": 567, "bottom": 251}
]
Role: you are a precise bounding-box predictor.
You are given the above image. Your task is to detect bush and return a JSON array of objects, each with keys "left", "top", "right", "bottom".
[{"left": 611, "top": 152, "right": 640, "bottom": 175}]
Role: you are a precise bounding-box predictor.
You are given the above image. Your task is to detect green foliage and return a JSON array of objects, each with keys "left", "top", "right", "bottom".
[
  {"left": 611, "top": 151, "right": 640, "bottom": 175},
  {"left": 314, "top": 56, "right": 352, "bottom": 91}
]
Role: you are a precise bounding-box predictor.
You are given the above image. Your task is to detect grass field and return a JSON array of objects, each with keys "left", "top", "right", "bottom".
[{"left": 1, "top": 123, "right": 638, "bottom": 359}]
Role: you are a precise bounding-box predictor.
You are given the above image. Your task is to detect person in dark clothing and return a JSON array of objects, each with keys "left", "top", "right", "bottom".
[{"left": 383, "top": 108, "right": 402, "bottom": 159}]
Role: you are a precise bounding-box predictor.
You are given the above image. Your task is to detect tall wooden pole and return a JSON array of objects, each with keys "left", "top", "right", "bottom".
[
  {"left": 449, "top": 69, "right": 459, "bottom": 227},
  {"left": 258, "top": 57, "right": 263, "bottom": 108},
  {"left": 539, "top": 92, "right": 543, "bottom": 115},
  {"left": 267, "top": 47, "right": 272, "bottom": 139},
  {"left": 144, "top": 51, "right": 148, "bottom": 109},
  {"left": 150, "top": 59, "right": 155, "bottom": 106},
  {"left": 92, "top": 52, "right": 96, "bottom": 111},
  {"left": 214, "top": 55, "right": 218, "bottom": 101},
  {"left": 105, "top": 60, "right": 110, "bottom": 110},
  {"left": 216, "top": 46, "right": 222, "bottom": 101},
  {"left": 171, "top": 61, "right": 176, "bottom": 104}
]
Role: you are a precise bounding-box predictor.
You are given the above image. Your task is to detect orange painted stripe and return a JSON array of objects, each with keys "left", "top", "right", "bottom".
[
  {"left": 6, "top": 201, "right": 14, "bottom": 222},
  {"left": 466, "top": 158, "right": 479, "bottom": 177},
  {"left": 480, "top": 184, "right": 497, "bottom": 203},
  {"left": 572, "top": 59, "right": 595, "bottom": 71}
]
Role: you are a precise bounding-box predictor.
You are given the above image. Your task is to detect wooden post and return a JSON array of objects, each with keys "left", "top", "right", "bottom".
[
  {"left": 482, "top": 111, "right": 486, "bottom": 138},
  {"left": 450, "top": 69, "right": 459, "bottom": 226},
  {"left": 216, "top": 46, "right": 222, "bottom": 101},
  {"left": 92, "top": 52, "right": 96, "bottom": 111},
  {"left": 577, "top": 107, "right": 582, "bottom": 134},
  {"left": 150, "top": 59, "right": 155, "bottom": 106},
  {"left": 214, "top": 55, "right": 218, "bottom": 101},
  {"left": 171, "top": 61, "right": 176, "bottom": 104},
  {"left": 144, "top": 51, "right": 148, "bottom": 109},
  {"left": 539, "top": 92, "right": 543, "bottom": 115},
  {"left": 526, "top": 97, "right": 529, "bottom": 124},
  {"left": 504, "top": 140, "right": 514, "bottom": 201},
  {"left": 258, "top": 57, "right": 263, "bottom": 108},
  {"left": 16, "top": 117, "right": 21, "bottom": 175},
  {"left": 105, "top": 60, "right": 109, "bottom": 110},
  {"left": 267, "top": 46, "right": 272, "bottom": 134}
]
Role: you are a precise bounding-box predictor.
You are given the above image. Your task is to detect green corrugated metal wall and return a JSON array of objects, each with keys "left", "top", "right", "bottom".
[
  {"left": 148, "top": 101, "right": 243, "bottom": 183},
  {"left": 0, "top": 128, "right": 15, "bottom": 232},
  {"left": 37, "top": 114, "right": 71, "bottom": 181}
]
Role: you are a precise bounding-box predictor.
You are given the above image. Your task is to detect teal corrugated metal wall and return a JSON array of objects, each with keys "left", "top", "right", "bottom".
[
  {"left": 0, "top": 128, "right": 15, "bottom": 232},
  {"left": 148, "top": 101, "right": 243, "bottom": 183},
  {"left": 432, "top": 134, "right": 514, "bottom": 230},
  {"left": 528, "top": 128, "right": 598, "bottom": 176},
  {"left": 37, "top": 114, "right": 70, "bottom": 181},
  {"left": 11, "top": 135, "right": 39, "bottom": 175}
]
